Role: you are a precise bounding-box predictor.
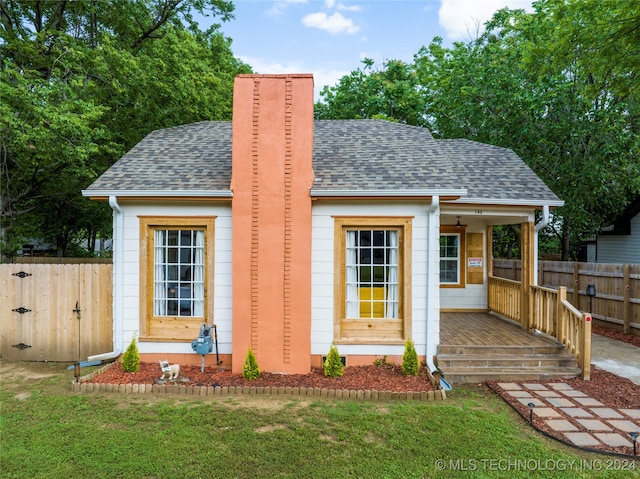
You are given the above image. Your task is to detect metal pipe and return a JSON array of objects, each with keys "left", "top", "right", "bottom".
[
  {"left": 426, "top": 196, "right": 440, "bottom": 373},
  {"left": 533, "top": 205, "right": 550, "bottom": 285},
  {"left": 88, "top": 196, "right": 123, "bottom": 361}
]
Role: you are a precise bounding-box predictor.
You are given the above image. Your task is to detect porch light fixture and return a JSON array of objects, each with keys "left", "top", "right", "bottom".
[
  {"left": 586, "top": 284, "right": 596, "bottom": 313},
  {"left": 456, "top": 216, "right": 461, "bottom": 228},
  {"left": 631, "top": 431, "right": 639, "bottom": 455},
  {"left": 527, "top": 402, "right": 535, "bottom": 423}
]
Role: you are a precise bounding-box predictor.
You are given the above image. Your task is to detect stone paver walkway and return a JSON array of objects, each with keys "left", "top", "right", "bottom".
[{"left": 498, "top": 381, "right": 640, "bottom": 454}]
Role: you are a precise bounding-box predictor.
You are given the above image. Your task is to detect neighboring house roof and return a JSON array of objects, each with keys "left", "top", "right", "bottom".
[
  {"left": 83, "top": 119, "right": 562, "bottom": 206},
  {"left": 599, "top": 196, "right": 640, "bottom": 236}
]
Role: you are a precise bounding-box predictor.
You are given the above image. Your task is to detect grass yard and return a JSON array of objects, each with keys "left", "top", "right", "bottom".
[{"left": 1, "top": 360, "right": 638, "bottom": 479}]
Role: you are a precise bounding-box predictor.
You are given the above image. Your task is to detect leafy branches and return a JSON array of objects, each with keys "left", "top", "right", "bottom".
[
  {"left": 1, "top": 0, "right": 249, "bottom": 258},
  {"left": 316, "top": 1, "right": 639, "bottom": 258}
]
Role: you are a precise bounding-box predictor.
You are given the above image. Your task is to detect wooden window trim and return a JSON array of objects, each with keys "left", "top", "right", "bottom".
[
  {"left": 333, "top": 217, "right": 412, "bottom": 344},
  {"left": 440, "top": 225, "right": 466, "bottom": 289},
  {"left": 139, "top": 216, "right": 215, "bottom": 342}
]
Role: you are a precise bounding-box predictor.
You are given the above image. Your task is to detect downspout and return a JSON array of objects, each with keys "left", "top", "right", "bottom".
[
  {"left": 533, "top": 205, "right": 550, "bottom": 286},
  {"left": 425, "top": 196, "right": 440, "bottom": 373},
  {"left": 87, "top": 195, "right": 123, "bottom": 361}
]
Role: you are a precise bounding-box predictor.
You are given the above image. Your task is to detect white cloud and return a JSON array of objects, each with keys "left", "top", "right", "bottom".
[
  {"left": 324, "top": 0, "right": 360, "bottom": 10},
  {"left": 438, "top": 0, "right": 534, "bottom": 40},
  {"left": 237, "top": 55, "right": 346, "bottom": 100},
  {"left": 337, "top": 3, "right": 362, "bottom": 12},
  {"left": 267, "top": 0, "right": 308, "bottom": 16},
  {"left": 302, "top": 11, "right": 360, "bottom": 34},
  {"left": 239, "top": 56, "right": 306, "bottom": 75}
]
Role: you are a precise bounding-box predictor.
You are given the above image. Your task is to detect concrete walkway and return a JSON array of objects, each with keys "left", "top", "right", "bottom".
[{"left": 591, "top": 334, "right": 640, "bottom": 385}]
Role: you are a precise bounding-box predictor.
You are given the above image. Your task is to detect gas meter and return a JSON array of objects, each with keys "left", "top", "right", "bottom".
[{"left": 191, "top": 323, "right": 221, "bottom": 372}]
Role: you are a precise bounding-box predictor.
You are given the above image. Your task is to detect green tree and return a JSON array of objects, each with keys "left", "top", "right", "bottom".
[
  {"left": 122, "top": 335, "right": 140, "bottom": 373},
  {"left": 401, "top": 340, "right": 419, "bottom": 376},
  {"left": 323, "top": 344, "right": 344, "bottom": 378},
  {"left": 317, "top": 2, "right": 639, "bottom": 260},
  {"left": 315, "top": 58, "right": 427, "bottom": 126},
  {"left": 242, "top": 348, "right": 260, "bottom": 380},
  {"left": 414, "top": 3, "right": 640, "bottom": 258},
  {"left": 1, "top": 0, "right": 250, "bottom": 258}
]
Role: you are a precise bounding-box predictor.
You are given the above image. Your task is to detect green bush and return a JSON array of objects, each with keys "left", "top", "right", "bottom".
[
  {"left": 323, "top": 344, "right": 344, "bottom": 377},
  {"left": 122, "top": 336, "right": 140, "bottom": 373},
  {"left": 242, "top": 348, "right": 260, "bottom": 380},
  {"left": 402, "top": 340, "right": 419, "bottom": 376}
]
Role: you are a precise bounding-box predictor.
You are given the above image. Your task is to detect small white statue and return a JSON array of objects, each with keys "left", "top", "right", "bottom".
[{"left": 158, "top": 359, "right": 180, "bottom": 380}]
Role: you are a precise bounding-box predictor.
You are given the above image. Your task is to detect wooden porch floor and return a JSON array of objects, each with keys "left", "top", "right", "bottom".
[
  {"left": 440, "top": 312, "right": 555, "bottom": 347},
  {"left": 438, "top": 312, "right": 580, "bottom": 383}
]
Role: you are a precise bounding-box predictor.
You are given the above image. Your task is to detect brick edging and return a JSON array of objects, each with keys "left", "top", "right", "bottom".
[
  {"left": 71, "top": 363, "right": 447, "bottom": 400},
  {"left": 71, "top": 381, "right": 447, "bottom": 400}
]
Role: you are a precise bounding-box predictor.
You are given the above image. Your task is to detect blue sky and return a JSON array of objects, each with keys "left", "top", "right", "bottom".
[{"left": 200, "top": 0, "right": 534, "bottom": 98}]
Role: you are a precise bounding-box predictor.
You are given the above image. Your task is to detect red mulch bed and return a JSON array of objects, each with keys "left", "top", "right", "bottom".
[
  {"left": 593, "top": 324, "right": 640, "bottom": 347},
  {"left": 87, "top": 361, "right": 436, "bottom": 393},
  {"left": 488, "top": 366, "right": 640, "bottom": 456}
]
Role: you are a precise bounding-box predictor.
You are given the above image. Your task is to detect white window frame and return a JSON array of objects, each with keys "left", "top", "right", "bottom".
[{"left": 440, "top": 225, "right": 466, "bottom": 288}]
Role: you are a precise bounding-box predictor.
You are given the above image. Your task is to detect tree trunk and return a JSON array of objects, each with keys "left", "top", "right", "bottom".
[{"left": 561, "top": 222, "right": 571, "bottom": 261}]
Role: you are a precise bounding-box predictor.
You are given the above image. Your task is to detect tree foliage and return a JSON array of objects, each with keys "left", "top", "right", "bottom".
[
  {"left": 241, "top": 348, "right": 260, "bottom": 380},
  {"left": 401, "top": 340, "right": 419, "bottom": 376},
  {"left": 1, "top": 0, "right": 251, "bottom": 258},
  {"left": 315, "top": 58, "right": 427, "bottom": 126},
  {"left": 316, "top": 1, "right": 640, "bottom": 259}
]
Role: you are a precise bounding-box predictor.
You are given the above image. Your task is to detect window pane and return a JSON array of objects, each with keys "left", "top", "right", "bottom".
[
  {"left": 154, "top": 228, "right": 205, "bottom": 317},
  {"left": 440, "top": 234, "right": 459, "bottom": 283},
  {"left": 345, "top": 229, "right": 399, "bottom": 319}
]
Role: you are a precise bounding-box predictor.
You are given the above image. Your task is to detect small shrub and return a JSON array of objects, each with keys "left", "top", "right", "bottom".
[
  {"left": 121, "top": 336, "right": 140, "bottom": 373},
  {"left": 242, "top": 348, "right": 260, "bottom": 380},
  {"left": 323, "top": 344, "right": 344, "bottom": 377},
  {"left": 402, "top": 340, "right": 419, "bottom": 376},
  {"left": 373, "top": 355, "right": 394, "bottom": 368}
]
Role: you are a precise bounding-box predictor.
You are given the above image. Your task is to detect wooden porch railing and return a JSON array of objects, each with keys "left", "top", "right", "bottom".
[
  {"left": 489, "top": 276, "right": 592, "bottom": 380},
  {"left": 488, "top": 275, "right": 521, "bottom": 324}
]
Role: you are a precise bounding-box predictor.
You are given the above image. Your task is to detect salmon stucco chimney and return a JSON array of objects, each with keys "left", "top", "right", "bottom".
[{"left": 230, "top": 74, "right": 314, "bottom": 374}]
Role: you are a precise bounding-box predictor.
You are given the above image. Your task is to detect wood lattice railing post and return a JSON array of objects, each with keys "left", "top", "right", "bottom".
[{"left": 581, "top": 312, "right": 592, "bottom": 380}]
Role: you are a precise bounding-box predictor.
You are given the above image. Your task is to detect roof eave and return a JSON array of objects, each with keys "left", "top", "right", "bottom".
[
  {"left": 81, "top": 189, "right": 233, "bottom": 199},
  {"left": 446, "top": 197, "right": 564, "bottom": 208},
  {"left": 310, "top": 188, "right": 467, "bottom": 199}
]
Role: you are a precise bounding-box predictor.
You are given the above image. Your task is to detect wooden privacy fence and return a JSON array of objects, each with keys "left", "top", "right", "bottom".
[
  {"left": 0, "top": 262, "right": 113, "bottom": 361},
  {"left": 494, "top": 259, "right": 639, "bottom": 334}
]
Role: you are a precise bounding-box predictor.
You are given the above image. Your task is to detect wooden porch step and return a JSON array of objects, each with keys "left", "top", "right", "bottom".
[
  {"left": 440, "top": 367, "right": 582, "bottom": 385},
  {"left": 437, "top": 344, "right": 566, "bottom": 356},
  {"left": 437, "top": 345, "right": 581, "bottom": 384},
  {"left": 438, "top": 354, "right": 579, "bottom": 369}
]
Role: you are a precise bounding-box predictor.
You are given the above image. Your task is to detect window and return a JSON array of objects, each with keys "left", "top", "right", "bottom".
[
  {"left": 140, "top": 217, "right": 215, "bottom": 341},
  {"left": 334, "top": 217, "right": 412, "bottom": 343},
  {"left": 153, "top": 229, "right": 204, "bottom": 317},
  {"left": 440, "top": 234, "right": 459, "bottom": 283},
  {"left": 440, "top": 226, "right": 465, "bottom": 288},
  {"left": 346, "top": 230, "right": 399, "bottom": 319}
]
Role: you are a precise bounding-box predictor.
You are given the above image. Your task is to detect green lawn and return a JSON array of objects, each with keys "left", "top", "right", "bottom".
[{"left": 1, "top": 361, "right": 638, "bottom": 479}]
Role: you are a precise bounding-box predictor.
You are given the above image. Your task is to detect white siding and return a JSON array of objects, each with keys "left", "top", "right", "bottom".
[
  {"left": 116, "top": 201, "right": 233, "bottom": 355},
  {"left": 597, "top": 214, "right": 640, "bottom": 264},
  {"left": 310, "top": 201, "right": 434, "bottom": 358}
]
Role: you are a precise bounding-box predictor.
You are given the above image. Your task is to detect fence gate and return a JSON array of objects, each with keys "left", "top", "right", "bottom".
[{"left": 0, "top": 263, "right": 113, "bottom": 361}]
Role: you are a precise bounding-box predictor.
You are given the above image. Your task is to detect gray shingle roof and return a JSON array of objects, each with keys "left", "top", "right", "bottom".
[
  {"left": 84, "top": 119, "right": 561, "bottom": 205},
  {"left": 85, "top": 121, "right": 232, "bottom": 192},
  {"left": 311, "top": 120, "right": 461, "bottom": 192}
]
